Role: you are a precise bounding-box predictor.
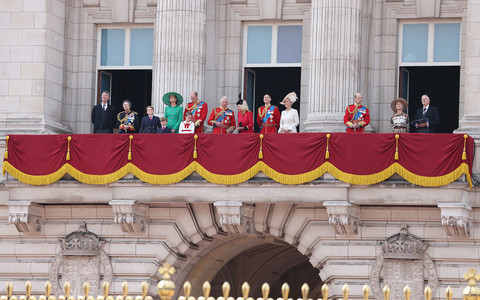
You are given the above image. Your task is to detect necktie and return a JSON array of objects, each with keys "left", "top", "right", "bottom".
[
  {"left": 423, "top": 108, "right": 426, "bottom": 114},
  {"left": 150, "top": 116, "right": 152, "bottom": 120},
  {"left": 103, "top": 105, "right": 106, "bottom": 111}
]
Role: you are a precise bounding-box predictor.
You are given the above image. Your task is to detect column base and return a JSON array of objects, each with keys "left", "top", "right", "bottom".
[
  {"left": 0, "top": 115, "right": 71, "bottom": 136},
  {"left": 303, "top": 113, "right": 347, "bottom": 133}
]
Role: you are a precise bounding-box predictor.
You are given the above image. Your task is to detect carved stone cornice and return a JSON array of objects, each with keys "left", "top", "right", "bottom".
[
  {"left": 7, "top": 201, "right": 44, "bottom": 233},
  {"left": 323, "top": 201, "right": 359, "bottom": 235},
  {"left": 438, "top": 203, "right": 471, "bottom": 237},
  {"left": 109, "top": 200, "right": 149, "bottom": 233},
  {"left": 213, "top": 201, "right": 255, "bottom": 234}
]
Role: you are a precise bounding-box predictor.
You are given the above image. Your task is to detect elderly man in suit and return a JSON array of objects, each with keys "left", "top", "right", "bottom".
[
  {"left": 413, "top": 94, "right": 440, "bottom": 133},
  {"left": 91, "top": 91, "right": 116, "bottom": 133}
]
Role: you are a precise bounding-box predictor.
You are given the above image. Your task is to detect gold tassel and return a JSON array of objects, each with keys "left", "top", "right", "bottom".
[
  {"left": 128, "top": 135, "right": 133, "bottom": 161},
  {"left": 193, "top": 135, "right": 198, "bottom": 159},
  {"left": 394, "top": 134, "right": 399, "bottom": 161},
  {"left": 462, "top": 134, "right": 468, "bottom": 160},
  {"left": 325, "top": 134, "right": 330, "bottom": 159},
  {"left": 66, "top": 136, "right": 71, "bottom": 161},
  {"left": 4, "top": 135, "right": 9, "bottom": 160},
  {"left": 259, "top": 134, "right": 264, "bottom": 159}
]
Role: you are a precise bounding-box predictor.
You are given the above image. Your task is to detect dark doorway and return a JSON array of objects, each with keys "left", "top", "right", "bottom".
[
  {"left": 97, "top": 70, "right": 152, "bottom": 119},
  {"left": 400, "top": 66, "right": 459, "bottom": 133},
  {"left": 244, "top": 67, "right": 301, "bottom": 132}
]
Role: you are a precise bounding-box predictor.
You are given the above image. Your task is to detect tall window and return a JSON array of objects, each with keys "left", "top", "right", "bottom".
[
  {"left": 98, "top": 27, "right": 154, "bottom": 68},
  {"left": 400, "top": 22, "right": 460, "bottom": 66},
  {"left": 244, "top": 24, "right": 302, "bottom": 67}
]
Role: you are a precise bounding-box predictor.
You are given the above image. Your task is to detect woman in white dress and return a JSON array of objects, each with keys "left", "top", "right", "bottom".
[{"left": 279, "top": 92, "right": 299, "bottom": 133}]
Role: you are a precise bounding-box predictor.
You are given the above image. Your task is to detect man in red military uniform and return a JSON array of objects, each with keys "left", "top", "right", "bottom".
[
  {"left": 257, "top": 94, "right": 280, "bottom": 133},
  {"left": 343, "top": 92, "right": 370, "bottom": 133},
  {"left": 208, "top": 96, "right": 236, "bottom": 134},
  {"left": 184, "top": 91, "right": 208, "bottom": 133}
]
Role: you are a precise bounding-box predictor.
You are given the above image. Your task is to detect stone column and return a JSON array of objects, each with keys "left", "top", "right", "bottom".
[
  {"left": 153, "top": 0, "right": 207, "bottom": 114},
  {"left": 303, "top": 0, "right": 362, "bottom": 132},
  {"left": 456, "top": 0, "right": 480, "bottom": 172}
]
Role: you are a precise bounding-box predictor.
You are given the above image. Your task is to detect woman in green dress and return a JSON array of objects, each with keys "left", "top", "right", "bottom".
[{"left": 162, "top": 92, "right": 184, "bottom": 133}]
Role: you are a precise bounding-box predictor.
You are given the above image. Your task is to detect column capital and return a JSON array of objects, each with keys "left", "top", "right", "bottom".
[
  {"left": 323, "top": 201, "right": 360, "bottom": 235},
  {"left": 213, "top": 201, "right": 255, "bottom": 234},
  {"left": 438, "top": 203, "right": 471, "bottom": 237}
]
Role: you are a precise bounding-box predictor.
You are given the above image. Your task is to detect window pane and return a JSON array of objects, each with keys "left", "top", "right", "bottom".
[
  {"left": 402, "top": 24, "right": 428, "bottom": 62},
  {"left": 277, "top": 25, "right": 302, "bottom": 63},
  {"left": 100, "top": 29, "right": 125, "bottom": 66},
  {"left": 130, "top": 28, "right": 154, "bottom": 66},
  {"left": 247, "top": 26, "right": 272, "bottom": 64},
  {"left": 434, "top": 23, "right": 460, "bottom": 62}
]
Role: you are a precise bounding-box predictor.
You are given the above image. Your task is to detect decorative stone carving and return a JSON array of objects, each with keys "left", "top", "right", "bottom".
[
  {"left": 50, "top": 223, "right": 113, "bottom": 297},
  {"left": 7, "top": 201, "right": 44, "bottom": 233},
  {"left": 214, "top": 201, "right": 255, "bottom": 234},
  {"left": 438, "top": 203, "right": 472, "bottom": 237},
  {"left": 370, "top": 224, "right": 438, "bottom": 300},
  {"left": 109, "top": 200, "right": 149, "bottom": 233},
  {"left": 323, "top": 201, "right": 359, "bottom": 235}
]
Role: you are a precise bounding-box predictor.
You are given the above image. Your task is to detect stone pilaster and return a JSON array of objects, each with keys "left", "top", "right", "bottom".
[
  {"left": 153, "top": 0, "right": 207, "bottom": 114},
  {"left": 303, "top": 0, "right": 362, "bottom": 132},
  {"left": 455, "top": 0, "right": 480, "bottom": 173}
]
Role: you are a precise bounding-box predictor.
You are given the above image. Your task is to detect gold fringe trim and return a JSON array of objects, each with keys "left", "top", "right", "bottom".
[
  {"left": 394, "top": 134, "right": 399, "bottom": 161},
  {"left": 4, "top": 135, "right": 9, "bottom": 160},
  {"left": 258, "top": 134, "right": 264, "bottom": 159},
  {"left": 66, "top": 136, "right": 71, "bottom": 161},
  {"left": 193, "top": 135, "right": 198, "bottom": 159},
  {"left": 325, "top": 134, "right": 330, "bottom": 159},
  {"left": 462, "top": 134, "right": 468, "bottom": 161},
  {"left": 1, "top": 161, "right": 472, "bottom": 188}
]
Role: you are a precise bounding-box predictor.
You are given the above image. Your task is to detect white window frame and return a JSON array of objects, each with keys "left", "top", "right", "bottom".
[
  {"left": 96, "top": 25, "right": 154, "bottom": 70},
  {"left": 398, "top": 20, "right": 461, "bottom": 67},
  {"left": 243, "top": 23, "right": 303, "bottom": 68}
]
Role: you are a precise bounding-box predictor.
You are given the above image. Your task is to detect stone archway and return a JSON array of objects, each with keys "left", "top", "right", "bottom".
[{"left": 179, "top": 235, "right": 322, "bottom": 299}]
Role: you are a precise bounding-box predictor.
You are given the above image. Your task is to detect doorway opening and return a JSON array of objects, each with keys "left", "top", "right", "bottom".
[
  {"left": 399, "top": 66, "right": 459, "bottom": 133},
  {"left": 244, "top": 67, "right": 301, "bottom": 132},
  {"left": 97, "top": 70, "right": 152, "bottom": 119}
]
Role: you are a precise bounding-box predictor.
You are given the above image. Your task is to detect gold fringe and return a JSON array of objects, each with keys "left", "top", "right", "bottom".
[
  {"left": 394, "top": 134, "right": 399, "bottom": 161},
  {"left": 259, "top": 134, "right": 264, "bottom": 159},
  {"left": 193, "top": 135, "right": 198, "bottom": 159},
  {"left": 66, "top": 136, "right": 71, "bottom": 161},
  {"left": 1, "top": 160, "right": 472, "bottom": 188},
  {"left": 325, "top": 134, "right": 330, "bottom": 159},
  {"left": 195, "top": 161, "right": 261, "bottom": 185},
  {"left": 462, "top": 134, "right": 468, "bottom": 161},
  {"left": 128, "top": 135, "right": 133, "bottom": 161},
  {"left": 4, "top": 135, "right": 9, "bottom": 160}
]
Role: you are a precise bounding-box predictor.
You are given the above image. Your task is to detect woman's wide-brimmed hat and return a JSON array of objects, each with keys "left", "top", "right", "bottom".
[
  {"left": 280, "top": 92, "right": 298, "bottom": 105},
  {"left": 162, "top": 92, "right": 184, "bottom": 107},
  {"left": 391, "top": 97, "right": 408, "bottom": 112}
]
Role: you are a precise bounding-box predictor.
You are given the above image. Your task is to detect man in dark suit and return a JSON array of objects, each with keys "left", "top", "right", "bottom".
[
  {"left": 91, "top": 91, "right": 116, "bottom": 133},
  {"left": 157, "top": 117, "right": 172, "bottom": 133},
  {"left": 139, "top": 106, "right": 161, "bottom": 133},
  {"left": 413, "top": 94, "right": 440, "bottom": 133}
]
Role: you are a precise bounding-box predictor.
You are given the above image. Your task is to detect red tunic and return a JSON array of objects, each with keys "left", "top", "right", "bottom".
[
  {"left": 237, "top": 110, "right": 254, "bottom": 133},
  {"left": 207, "top": 107, "right": 236, "bottom": 134},
  {"left": 257, "top": 105, "right": 280, "bottom": 133},
  {"left": 343, "top": 104, "right": 370, "bottom": 133},
  {"left": 184, "top": 101, "right": 208, "bottom": 133}
]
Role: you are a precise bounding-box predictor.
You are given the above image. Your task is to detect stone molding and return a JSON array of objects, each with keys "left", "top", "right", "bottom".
[
  {"left": 7, "top": 201, "right": 44, "bottom": 233},
  {"left": 109, "top": 200, "right": 149, "bottom": 233},
  {"left": 438, "top": 203, "right": 471, "bottom": 237},
  {"left": 323, "top": 201, "right": 359, "bottom": 235},
  {"left": 214, "top": 201, "right": 255, "bottom": 234}
]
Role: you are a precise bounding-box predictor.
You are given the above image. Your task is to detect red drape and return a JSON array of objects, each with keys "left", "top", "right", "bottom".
[{"left": 2, "top": 133, "right": 473, "bottom": 187}]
